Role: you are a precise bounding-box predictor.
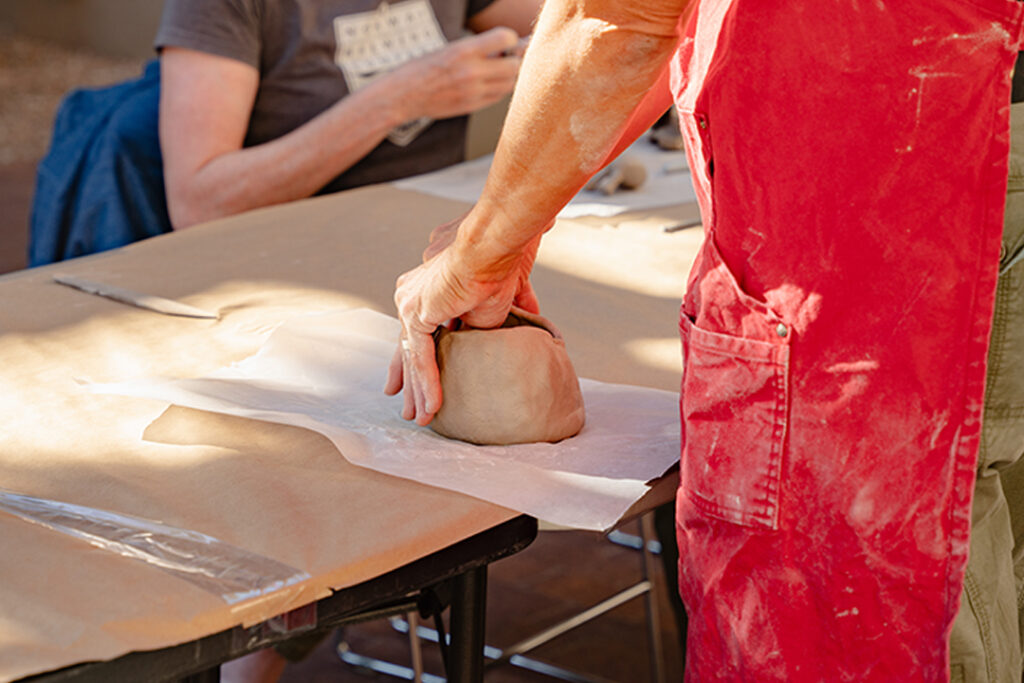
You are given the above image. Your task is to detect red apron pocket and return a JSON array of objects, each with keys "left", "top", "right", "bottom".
[{"left": 680, "top": 315, "right": 789, "bottom": 530}]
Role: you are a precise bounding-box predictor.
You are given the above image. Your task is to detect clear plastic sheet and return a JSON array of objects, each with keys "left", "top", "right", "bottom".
[{"left": 0, "top": 488, "right": 310, "bottom": 605}]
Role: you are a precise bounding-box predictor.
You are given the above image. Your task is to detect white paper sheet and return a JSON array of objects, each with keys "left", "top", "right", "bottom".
[
  {"left": 394, "top": 141, "right": 696, "bottom": 218},
  {"left": 91, "top": 310, "right": 680, "bottom": 531}
]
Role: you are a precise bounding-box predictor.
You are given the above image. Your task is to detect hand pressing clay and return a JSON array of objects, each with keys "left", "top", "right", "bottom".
[
  {"left": 430, "top": 308, "right": 586, "bottom": 445},
  {"left": 584, "top": 156, "right": 648, "bottom": 195}
]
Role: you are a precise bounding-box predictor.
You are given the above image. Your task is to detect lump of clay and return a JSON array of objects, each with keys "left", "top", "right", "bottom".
[
  {"left": 430, "top": 308, "right": 586, "bottom": 445},
  {"left": 584, "top": 156, "right": 648, "bottom": 196}
]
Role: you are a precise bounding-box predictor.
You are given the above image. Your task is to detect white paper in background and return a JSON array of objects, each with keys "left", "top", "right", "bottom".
[
  {"left": 394, "top": 140, "right": 696, "bottom": 219},
  {"left": 91, "top": 310, "right": 679, "bottom": 531}
]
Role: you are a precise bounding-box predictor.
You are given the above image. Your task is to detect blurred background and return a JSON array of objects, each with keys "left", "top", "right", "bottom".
[
  {"left": 0, "top": 0, "right": 510, "bottom": 277},
  {"left": 0, "top": 0, "right": 154, "bottom": 274}
]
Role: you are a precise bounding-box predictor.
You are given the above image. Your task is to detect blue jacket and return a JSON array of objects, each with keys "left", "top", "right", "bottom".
[{"left": 29, "top": 60, "right": 171, "bottom": 267}]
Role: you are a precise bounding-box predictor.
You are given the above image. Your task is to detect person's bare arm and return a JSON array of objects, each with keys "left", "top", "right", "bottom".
[
  {"left": 160, "top": 27, "right": 523, "bottom": 229},
  {"left": 160, "top": 47, "right": 393, "bottom": 229},
  {"left": 387, "top": 0, "right": 692, "bottom": 423},
  {"left": 600, "top": 63, "right": 676, "bottom": 166},
  {"left": 460, "top": 0, "right": 689, "bottom": 259}
]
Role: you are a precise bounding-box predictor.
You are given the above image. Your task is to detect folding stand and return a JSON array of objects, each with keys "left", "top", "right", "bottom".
[{"left": 338, "top": 511, "right": 668, "bottom": 683}]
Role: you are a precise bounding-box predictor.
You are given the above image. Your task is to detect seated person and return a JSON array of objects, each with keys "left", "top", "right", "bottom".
[
  {"left": 29, "top": 0, "right": 535, "bottom": 265},
  {"left": 156, "top": 0, "right": 537, "bottom": 229}
]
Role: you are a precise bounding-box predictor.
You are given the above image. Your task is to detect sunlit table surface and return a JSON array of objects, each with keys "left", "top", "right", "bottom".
[{"left": 0, "top": 183, "right": 703, "bottom": 682}]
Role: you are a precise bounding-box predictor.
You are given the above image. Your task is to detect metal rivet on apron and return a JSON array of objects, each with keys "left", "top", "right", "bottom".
[
  {"left": 776, "top": 323, "right": 788, "bottom": 338},
  {"left": 699, "top": 119, "right": 708, "bottom": 130}
]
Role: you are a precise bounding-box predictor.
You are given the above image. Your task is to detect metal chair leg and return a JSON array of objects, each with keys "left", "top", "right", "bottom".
[
  {"left": 407, "top": 611, "right": 424, "bottom": 683},
  {"left": 640, "top": 512, "right": 667, "bottom": 683},
  {"left": 489, "top": 581, "right": 651, "bottom": 666},
  {"left": 340, "top": 515, "right": 672, "bottom": 683}
]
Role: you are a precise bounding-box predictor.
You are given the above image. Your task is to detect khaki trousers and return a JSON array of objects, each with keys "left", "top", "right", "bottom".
[{"left": 950, "top": 101, "right": 1024, "bottom": 683}]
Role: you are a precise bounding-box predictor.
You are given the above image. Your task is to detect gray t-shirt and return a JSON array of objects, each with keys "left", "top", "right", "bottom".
[{"left": 155, "top": 0, "right": 496, "bottom": 193}]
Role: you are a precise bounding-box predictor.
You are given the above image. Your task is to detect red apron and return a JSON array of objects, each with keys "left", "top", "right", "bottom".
[{"left": 671, "top": 1, "right": 1024, "bottom": 679}]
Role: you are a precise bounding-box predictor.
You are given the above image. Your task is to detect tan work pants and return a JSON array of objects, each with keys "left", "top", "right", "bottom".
[{"left": 950, "top": 101, "right": 1024, "bottom": 683}]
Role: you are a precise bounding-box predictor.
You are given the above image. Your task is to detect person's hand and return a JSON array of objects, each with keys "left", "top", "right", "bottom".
[
  {"left": 383, "top": 228, "right": 543, "bottom": 426},
  {"left": 422, "top": 214, "right": 542, "bottom": 314},
  {"left": 388, "top": 27, "right": 524, "bottom": 122}
]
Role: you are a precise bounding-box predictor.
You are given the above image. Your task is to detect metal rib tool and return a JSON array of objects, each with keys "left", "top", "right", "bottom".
[{"left": 53, "top": 274, "right": 219, "bottom": 320}]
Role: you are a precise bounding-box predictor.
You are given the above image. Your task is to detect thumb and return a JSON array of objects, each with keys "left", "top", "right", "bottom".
[{"left": 513, "top": 280, "right": 541, "bottom": 315}]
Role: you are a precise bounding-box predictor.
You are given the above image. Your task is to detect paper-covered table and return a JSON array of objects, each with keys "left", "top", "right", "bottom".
[{"left": 0, "top": 183, "right": 702, "bottom": 682}]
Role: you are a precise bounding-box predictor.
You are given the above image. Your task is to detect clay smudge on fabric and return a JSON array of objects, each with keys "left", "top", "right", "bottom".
[
  {"left": 901, "top": 26, "right": 1010, "bottom": 151},
  {"left": 825, "top": 360, "right": 880, "bottom": 375},
  {"left": 913, "top": 23, "right": 1015, "bottom": 52},
  {"left": 926, "top": 411, "right": 951, "bottom": 450},
  {"left": 566, "top": 22, "right": 667, "bottom": 174},
  {"left": 764, "top": 284, "right": 823, "bottom": 333},
  {"left": 848, "top": 483, "right": 877, "bottom": 527}
]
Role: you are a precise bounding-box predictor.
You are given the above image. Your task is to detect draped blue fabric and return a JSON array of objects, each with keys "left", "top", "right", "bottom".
[{"left": 29, "top": 60, "right": 170, "bottom": 267}]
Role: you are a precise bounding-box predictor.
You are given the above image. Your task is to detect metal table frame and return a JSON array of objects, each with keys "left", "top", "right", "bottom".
[{"left": 20, "top": 516, "right": 537, "bottom": 683}]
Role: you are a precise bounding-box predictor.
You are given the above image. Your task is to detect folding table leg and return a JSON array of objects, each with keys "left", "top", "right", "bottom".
[{"left": 447, "top": 566, "right": 488, "bottom": 682}]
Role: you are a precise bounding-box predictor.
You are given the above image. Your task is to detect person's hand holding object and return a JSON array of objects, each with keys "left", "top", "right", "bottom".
[
  {"left": 383, "top": 222, "right": 544, "bottom": 426},
  {"left": 388, "top": 27, "right": 527, "bottom": 122}
]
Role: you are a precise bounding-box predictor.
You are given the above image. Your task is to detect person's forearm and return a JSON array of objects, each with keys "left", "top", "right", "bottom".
[
  {"left": 453, "top": 0, "right": 690, "bottom": 273},
  {"left": 169, "top": 78, "right": 408, "bottom": 229}
]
